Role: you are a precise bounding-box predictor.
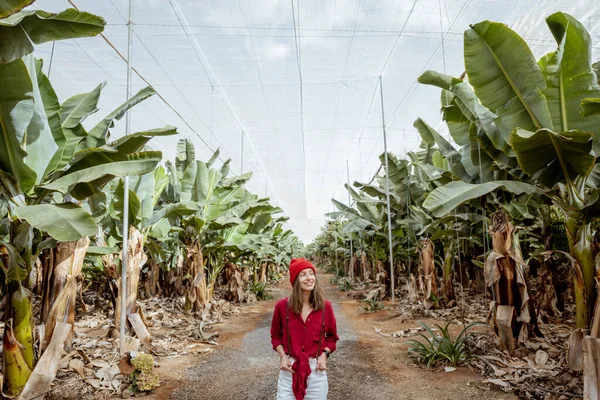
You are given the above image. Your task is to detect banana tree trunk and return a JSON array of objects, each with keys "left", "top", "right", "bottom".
[
  {"left": 40, "top": 237, "right": 89, "bottom": 351},
  {"left": 184, "top": 240, "right": 209, "bottom": 313},
  {"left": 565, "top": 215, "right": 593, "bottom": 328},
  {"left": 259, "top": 262, "right": 267, "bottom": 283},
  {"left": 3, "top": 319, "right": 32, "bottom": 397},
  {"left": 206, "top": 253, "right": 226, "bottom": 302},
  {"left": 97, "top": 232, "right": 119, "bottom": 310},
  {"left": 226, "top": 263, "right": 245, "bottom": 303},
  {"left": 361, "top": 251, "right": 371, "bottom": 281},
  {"left": 485, "top": 211, "right": 538, "bottom": 354},
  {"left": 10, "top": 284, "right": 34, "bottom": 370},
  {"left": 442, "top": 242, "right": 455, "bottom": 302},
  {"left": 144, "top": 259, "right": 161, "bottom": 298},
  {"left": 115, "top": 227, "right": 147, "bottom": 331},
  {"left": 420, "top": 238, "right": 438, "bottom": 308}
]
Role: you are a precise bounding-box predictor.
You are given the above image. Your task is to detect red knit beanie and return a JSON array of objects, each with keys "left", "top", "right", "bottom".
[{"left": 289, "top": 258, "right": 316, "bottom": 285}]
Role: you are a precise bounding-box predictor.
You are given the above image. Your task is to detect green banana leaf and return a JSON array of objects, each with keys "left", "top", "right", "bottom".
[
  {"left": 59, "top": 82, "right": 104, "bottom": 129},
  {"left": 42, "top": 151, "right": 162, "bottom": 195},
  {"left": 0, "top": 0, "right": 34, "bottom": 18},
  {"left": 22, "top": 55, "right": 58, "bottom": 186},
  {"left": 414, "top": 118, "right": 473, "bottom": 182},
  {"left": 423, "top": 180, "right": 537, "bottom": 217},
  {"left": 0, "top": 8, "right": 105, "bottom": 64},
  {"left": 511, "top": 128, "right": 595, "bottom": 187},
  {"left": 541, "top": 12, "right": 600, "bottom": 150},
  {"left": 15, "top": 203, "right": 97, "bottom": 241},
  {"left": 87, "top": 86, "right": 156, "bottom": 145},
  {"left": 464, "top": 20, "right": 553, "bottom": 135},
  {"left": 108, "top": 178, "right": 142, "bottom": 227},
  {"left": 0, "top": 58, "right": 36, "bottom": 193}
]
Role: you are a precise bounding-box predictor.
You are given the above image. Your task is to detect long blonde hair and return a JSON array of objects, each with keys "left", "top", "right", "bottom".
[{"left": 288, "top": 275, "right": 324, "bottom": 315}]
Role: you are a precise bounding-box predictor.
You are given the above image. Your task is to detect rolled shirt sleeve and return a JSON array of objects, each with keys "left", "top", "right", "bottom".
[{"left": 270, "top": 299, "right": 285, "bottom": 351}]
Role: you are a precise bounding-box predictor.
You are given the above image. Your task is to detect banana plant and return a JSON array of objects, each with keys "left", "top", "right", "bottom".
[
  {"left": 421, "top": 13, "right": 600, "bottom": 328},
  {"left": 0, "top": 3, "right": 176, "bottom": 396}
]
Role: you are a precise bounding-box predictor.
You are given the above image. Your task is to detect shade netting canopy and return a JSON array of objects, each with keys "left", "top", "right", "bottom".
[{"left": 30, "top": 0, "right": 600, "bottom": 242}]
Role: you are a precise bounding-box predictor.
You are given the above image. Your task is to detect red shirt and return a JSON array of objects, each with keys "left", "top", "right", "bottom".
[{"left": 270, "top": 298, "right": 339, "bottom": 399}]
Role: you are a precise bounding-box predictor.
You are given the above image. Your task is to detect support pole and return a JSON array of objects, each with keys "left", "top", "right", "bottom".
[
  {"left": 241, "top": 130, "right": 244, "bottom": 173},
  {"left": 379, "top": 75, "right": 395, "bottom": 305},
  {"left": 346, "top": 160, "right": 353, "bottom": 280},
  {"left": 120, "top": 0, "right": 135, "bottom": 357},
  {"left": 333, "top": 191, "right": 338, "bottom": 277}
]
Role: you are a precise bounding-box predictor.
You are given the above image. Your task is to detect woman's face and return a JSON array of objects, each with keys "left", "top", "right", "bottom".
[{"left": 298, "top": 268, "right": 316, "bottom": 291}]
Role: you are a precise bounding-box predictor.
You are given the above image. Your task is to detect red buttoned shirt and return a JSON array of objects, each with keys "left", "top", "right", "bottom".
[{"left": 270, "top": 298, "right": 339, "bottom": 399}]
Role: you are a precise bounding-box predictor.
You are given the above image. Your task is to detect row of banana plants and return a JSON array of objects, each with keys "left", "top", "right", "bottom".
[
  {"left": 310, "top": 11, "right": 600, "bottom": 357},
  {"left": 0, "top": 1, "right": 301, "bottom": 396}
]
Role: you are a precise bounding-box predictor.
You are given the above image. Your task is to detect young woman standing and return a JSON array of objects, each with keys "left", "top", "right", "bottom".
[{"left": 270, "top": 258, "right": 339, "bottom": 400}]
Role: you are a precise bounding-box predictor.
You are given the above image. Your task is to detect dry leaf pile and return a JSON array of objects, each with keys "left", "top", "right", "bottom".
[
  {"left": 348, "top": 281, "right": 583, "bottom": 400},
  {"left": 471, "top": 326, "right": 582, "bottom": 399},
  {"left": 41, "top": 295, "right": 243, "bottom": 397}
]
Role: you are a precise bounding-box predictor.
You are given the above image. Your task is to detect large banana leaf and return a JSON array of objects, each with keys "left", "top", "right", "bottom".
[
  {"left": 423, "top": 180, "right": 537, "bottom": 217},
  {"left": 464, "top": 21, "right": 553, "bottom": 135},
  {"left": 248, "top": 212, "right": 272, "bottom": 234},
  {"left": 0, "top": 8, "right": 105, "bottom": 64},
  {"left": 541, "top": 12, "right": 600, "bottom": 150},
  {"left": 15, "top": 203, "right": 97, "bottom": 241},
  {"left": 87, "top": 86, "right": 156, "bottom": 145},
  {"left": 42, "top": 151, "right": 162, "bottom": 195},
  {"left": 414, "top": 118, "right": 473, "bottom": 182},
  {"left": 0, "top": 58, "right": 36, "bottom": 193},
  {"left": 511, "top": 128, "right": 595, "bottom": 187},
  {"left": 108, "top": 179, "right": 142, "bottom": 227},
  {"left": 419, "top": 70, "right": 514, "bottom": 166},
  {"left": 0, "top": 0, "right": 34, "bottom": 18},
  {"left": 68, "top": 126, "right": 176, "bottom": 168},
  {"left": 148, "top": 201, "right": 199, "bottom": 226},
  {"left": 60, "top": 82, "right": 104, "bottom": 129},
  {"left": 176, "top": 138, "right": 195, "bottom": 177},
  {"left": 35, "top": 59, "right": 80, "bottom": 180},
  {"left": 22, "top": 55, "right": 57, "bottom": 186},
  {"left": 379, "top": 152, "right": 408, "bottom": 193}
]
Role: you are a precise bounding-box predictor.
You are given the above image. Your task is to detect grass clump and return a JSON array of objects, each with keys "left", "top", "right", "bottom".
[
  {"left": 361, "top": 298, "right": 385, "bottom": 313},
  {"left": 407, "top": 321, "right": 483, "bottom": 367},
  {"left": 338, "top": 277, "right": 354, "bottom": 292},
  {"left": 249, "top": 282, "right": 273, "bottom": 300}
]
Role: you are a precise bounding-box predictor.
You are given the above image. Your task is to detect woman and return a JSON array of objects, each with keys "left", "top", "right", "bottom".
[{"left": 270, "top": 258, "right": 339, "bottom": 400}]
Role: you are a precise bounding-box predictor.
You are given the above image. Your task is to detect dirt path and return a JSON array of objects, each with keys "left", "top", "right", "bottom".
[{"left": 150, "top": 272, "right": 516, "bottom": 400}]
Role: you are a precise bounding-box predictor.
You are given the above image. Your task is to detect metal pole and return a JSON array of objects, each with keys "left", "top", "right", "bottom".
[
  {"left": 333, "top": 191, "right": 338, "bottom": 277},
  {"left": 120, "top": 0, "right": 134, "bottom": 357},
  {"left": 346, "top": 160, "right": 353, "bottom": 280},
  {"left": 380, "top": 75, "right": 395, "bottom": 305},
  {"left": 241, "top": 130, "right": 244, "bottom": 173}
]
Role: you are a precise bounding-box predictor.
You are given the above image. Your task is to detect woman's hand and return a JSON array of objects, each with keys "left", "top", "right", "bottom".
[
  {"left": 280, "top": 354, "right": 294, "bottom": 373},
  {"left": 316, "top": 353, "right": 327, "bottom": 371}
]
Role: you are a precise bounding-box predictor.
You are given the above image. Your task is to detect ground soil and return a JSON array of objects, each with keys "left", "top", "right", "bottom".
[{"left": 136, "top": 270, "right": 517, "bottom": 400}]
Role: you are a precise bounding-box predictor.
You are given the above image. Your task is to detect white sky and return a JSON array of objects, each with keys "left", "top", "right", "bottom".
[{"left": 31, "top": 0, "right": 600, "bottom": 243}]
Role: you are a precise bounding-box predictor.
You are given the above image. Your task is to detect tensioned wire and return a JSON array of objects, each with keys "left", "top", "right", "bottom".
[
  {"left": 335, "top": 0, "right": 419, "bottom": 192},
  {"left": 290, "top": 0, "right": 308, "bottom": 219},
  {"left": 167, "top": 0, "right": 283, "bottom": 208},
  {"left": 386, "top": 0, "right": 472, "bottom": 127},
  {"left": 335, "top": 0, "right": 471, "bottom": 196}
]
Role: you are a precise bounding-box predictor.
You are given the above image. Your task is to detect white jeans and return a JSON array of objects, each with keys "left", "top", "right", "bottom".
[{"left": 277, "top": 358, "right": 328, "bottom": 400}]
